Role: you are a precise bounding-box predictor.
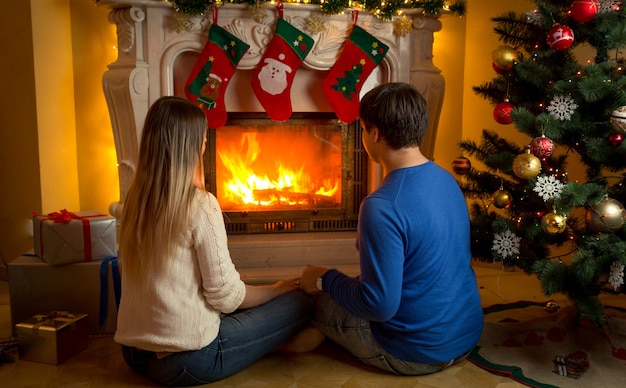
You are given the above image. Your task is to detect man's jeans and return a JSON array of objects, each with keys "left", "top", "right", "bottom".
[
  {"left": 312, "top": 293, "right": 469, "bottom": 375},
  {"left": 121, "top": 290, "right": 314, "bottom": 386}
]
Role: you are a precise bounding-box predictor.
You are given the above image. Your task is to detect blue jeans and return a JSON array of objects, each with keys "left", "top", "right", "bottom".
[
  {"left": 121, "top": 291, "right": 314, "bottom": 386},
  {"left": 313, "top": 293, "right": 469, "bottom": 375}
]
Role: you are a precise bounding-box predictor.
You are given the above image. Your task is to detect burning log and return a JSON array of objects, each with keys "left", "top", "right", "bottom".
[{"left": 252, "top": 189, "right": 336, "bottom": 207}]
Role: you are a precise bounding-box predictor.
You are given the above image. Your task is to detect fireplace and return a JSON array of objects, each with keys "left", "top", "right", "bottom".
[
  {"left": 206, "top": 113, "right": 367, "bottom": 234},
  {"left": 97, "top": 1, "right": 446, "bottom": 281}
]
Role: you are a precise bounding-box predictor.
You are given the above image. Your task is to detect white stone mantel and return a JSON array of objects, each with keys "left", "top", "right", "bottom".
[{"left": 96, "top": 1, "right": 446, "bottom": 282}]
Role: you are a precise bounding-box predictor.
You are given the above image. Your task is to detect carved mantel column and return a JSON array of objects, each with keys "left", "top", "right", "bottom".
[{"left": 96, "top": 1, "right": 445, "bottom": 215}]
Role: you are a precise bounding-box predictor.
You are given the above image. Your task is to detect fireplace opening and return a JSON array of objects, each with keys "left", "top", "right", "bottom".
[
  {"left": 204, "top": 113, "right": 368, "bottom": 234},
  {"left": 216, "top": 118, "right": 342, "bottom": 211}
]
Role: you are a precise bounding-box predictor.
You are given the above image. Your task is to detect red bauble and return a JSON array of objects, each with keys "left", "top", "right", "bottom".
[
  {"left": 451, "top": 156, "right": 471, "bottom": 175},
  {"left": 530, "top": 135, "right": 555, "bottom": 159},
  {"left": 569, "top": 0, "right": 599, "bottom": 24},
  {"left": 547, "top": 24, "right": 575, "bottom": 51},
  {"left": 493, "top": 101, "right": 514, "bottom": 124},
  {"left": 608, "top": 132, "right": 624, "bottom": 147}
]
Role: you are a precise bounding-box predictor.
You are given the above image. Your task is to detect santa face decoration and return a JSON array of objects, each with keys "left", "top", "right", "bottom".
[
  {"left": 257, "top": 54, "right": 293, "bottom": 96},
  {"left": 251, "top": 17, "right": 314, "bottom": 122}
]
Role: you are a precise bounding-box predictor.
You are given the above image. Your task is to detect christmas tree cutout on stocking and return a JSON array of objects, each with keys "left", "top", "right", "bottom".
[
  {"left": 252, "top": 3, "right": 314, "bottom": 122},
  {"left": 185, "top": 7, "right": 249, "bottom": 128},
  {"left": 323, "top": 14, "right": 389, "bottom": 123}
]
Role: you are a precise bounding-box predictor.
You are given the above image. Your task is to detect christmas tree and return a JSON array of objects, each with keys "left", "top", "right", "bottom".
[
  {"left": 333, "top": 63, "right": 364, "bottom": 100},
  {"left": 455, "top": 0, "right": 626, "bottom": 326}
]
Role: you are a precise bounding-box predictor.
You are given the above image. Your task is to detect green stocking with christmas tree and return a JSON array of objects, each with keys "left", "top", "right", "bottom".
[{"left": 323, "top": 21, "right": 388, "bottom": 123}]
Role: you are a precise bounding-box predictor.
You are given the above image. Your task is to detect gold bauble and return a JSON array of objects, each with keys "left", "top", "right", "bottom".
[
  {"left": 491, "top": 45, "right": 519, "bottom": 70},
  {"left": 586, "top": 197, "right": 626, "bottom": 233},
  {"left": 541, "top": 212, "right": 567, "bottom": 234},
  {"left": 512, "top": 151, "right": 542, "bottom": 179},
  {"left": 492, "top": 189, "right": 512, "bottom": 209}
]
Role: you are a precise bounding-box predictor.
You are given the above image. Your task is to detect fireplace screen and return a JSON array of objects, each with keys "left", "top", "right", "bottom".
[{"left": 204, "top": 113, "right": 368, "bottom": 234}]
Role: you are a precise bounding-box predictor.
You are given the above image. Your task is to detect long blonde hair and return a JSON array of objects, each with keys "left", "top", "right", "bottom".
[{"left": 119, "top": 96, "right": 207, "bottom": 276}]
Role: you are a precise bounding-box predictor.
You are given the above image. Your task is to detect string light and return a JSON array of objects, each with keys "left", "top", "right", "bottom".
[{"left": 168, "top": 0, "right": 466, "bottom": 20}]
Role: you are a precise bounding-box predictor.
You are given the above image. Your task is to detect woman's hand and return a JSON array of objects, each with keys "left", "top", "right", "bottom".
[
  {"left": 239, "top": 277, "right": 301, "bottom": 309},
  {"left": 271, "top": 277, "right": 302, "bottom": 296}
]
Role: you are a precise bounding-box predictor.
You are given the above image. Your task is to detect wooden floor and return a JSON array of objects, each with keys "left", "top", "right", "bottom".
[{"left": 0, "top": 264, "right": 538, "bottom": 387}]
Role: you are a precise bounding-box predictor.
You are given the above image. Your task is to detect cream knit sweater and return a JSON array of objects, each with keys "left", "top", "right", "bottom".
[{"left": 114, "top": 189, "right": 246, "bottom": 352}]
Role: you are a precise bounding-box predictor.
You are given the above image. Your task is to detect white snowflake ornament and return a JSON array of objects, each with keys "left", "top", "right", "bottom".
[
  {"left": 525, "top": 9, "right": 542, "bottom": 25},
  {"left": 598, "top": 0, "right": 622, "bottom": 13},
  {"left": 533, "top": 175, "right": 565, "bottom": 202},
  {"left": 547, "top": 94, "right": 578, "bottom": 121},
  {"left": 492, "top": 230, "right": 521, "bottom": 259},
  {"left": 608, "top": 261, "right": 625, "bottom": 290}
]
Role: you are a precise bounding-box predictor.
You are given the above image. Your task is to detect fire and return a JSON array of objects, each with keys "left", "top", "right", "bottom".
[{"left": 217, "top": 131, "right": 340, "bottom": 209}]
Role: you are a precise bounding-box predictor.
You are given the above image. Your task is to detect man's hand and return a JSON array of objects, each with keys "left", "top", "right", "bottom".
[{"left": 300, "top": 265, "right": 329, "bottom": 294}]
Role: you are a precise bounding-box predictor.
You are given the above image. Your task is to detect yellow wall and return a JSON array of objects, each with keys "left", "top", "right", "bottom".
[
  {"left": 0, "top": 2, "right": 41, "bottom": 268},
  {"left": 0, "top": 0, "right": 535, "bottom": 267},
  {"left": 32, "top": 0, "right": 80, "bottom": 211},
  {"left": 69, "top": 0, "right": 119, "bottom": 212}
]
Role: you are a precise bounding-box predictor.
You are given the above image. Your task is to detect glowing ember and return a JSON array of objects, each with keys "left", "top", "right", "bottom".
[{"left": 216, "top": 129, "right": 341, "bottom": 209}]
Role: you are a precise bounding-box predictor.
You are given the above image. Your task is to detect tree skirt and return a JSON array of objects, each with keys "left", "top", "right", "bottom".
[{"left": 467, "top": 301, "right": 626, "bottom": 388}]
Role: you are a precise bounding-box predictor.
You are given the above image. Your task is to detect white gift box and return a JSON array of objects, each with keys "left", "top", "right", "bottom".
[{"left": 33, "top": 210, "right": 117, "bottom": 265}]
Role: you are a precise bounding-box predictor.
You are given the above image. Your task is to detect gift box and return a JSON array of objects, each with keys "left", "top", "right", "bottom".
[
  {"left": 9, "top": 255, "right": 119, "bottom": 335},
  {"left": 552, "top": 351, "right": 589, "bottom": 379},
  {"left": 16, "top": 311, "right": 88, "bottom": 364},
  {"left": 33, "top": 209, "right": 117, "bottom": 265}
]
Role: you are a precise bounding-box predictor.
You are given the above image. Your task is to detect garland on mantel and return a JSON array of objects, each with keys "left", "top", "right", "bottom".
[{"left": 168, "top": 0, "right": 466, "bottom": 20}]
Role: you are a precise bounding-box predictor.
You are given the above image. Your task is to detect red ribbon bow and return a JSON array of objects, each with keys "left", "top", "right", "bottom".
[{"left": 41, "top": 209, "right": 75, "bottom": 224}]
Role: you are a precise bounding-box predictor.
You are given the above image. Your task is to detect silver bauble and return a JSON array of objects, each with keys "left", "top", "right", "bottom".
[{"left": 586, "top": 197, "right": 626, "bottom": 232}]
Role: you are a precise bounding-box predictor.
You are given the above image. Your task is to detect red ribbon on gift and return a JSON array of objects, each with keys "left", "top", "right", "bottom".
[{"left": 33, "top": 209, "right": 107, "bottom": 261}]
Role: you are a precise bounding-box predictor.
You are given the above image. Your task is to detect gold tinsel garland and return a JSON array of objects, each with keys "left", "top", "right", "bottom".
[
  {"left": 168, "top": 0, "right": 465, "bottom": 21},
  {"left": 248, "top": 0, "right": 269, "bottom": 23}
]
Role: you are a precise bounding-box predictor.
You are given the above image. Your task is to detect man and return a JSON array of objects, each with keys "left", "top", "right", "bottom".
[{"left": 300, "top": 82, "right": 483, "bottom": 375}]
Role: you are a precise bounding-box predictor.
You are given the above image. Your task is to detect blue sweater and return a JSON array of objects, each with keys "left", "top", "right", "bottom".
[{"left": 323, "top": 161, "right": 483, "bottom": 364}]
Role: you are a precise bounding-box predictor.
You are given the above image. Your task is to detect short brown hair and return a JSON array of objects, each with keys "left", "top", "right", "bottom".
[{"left": 359, "top": 82, "right": 429, "bottom": 150}]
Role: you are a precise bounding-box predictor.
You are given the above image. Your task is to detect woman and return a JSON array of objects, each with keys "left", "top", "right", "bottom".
[{"left": 115, "top": 96, "right": 314, "bottom": 386}]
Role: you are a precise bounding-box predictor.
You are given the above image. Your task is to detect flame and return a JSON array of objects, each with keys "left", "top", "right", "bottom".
[{"left": 217, "top": 131, "right": 340, "bottom": 209}]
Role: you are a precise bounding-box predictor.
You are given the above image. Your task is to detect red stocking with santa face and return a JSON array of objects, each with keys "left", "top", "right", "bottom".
[
  {"left": 323, "top": 24, "right": 389, "bottom": 123},
  {"left": 251, "top": 16, "right": 314, "bottom": 122},
  {"left": 185, "top": 22, "right": 249, "bottom": 128}
]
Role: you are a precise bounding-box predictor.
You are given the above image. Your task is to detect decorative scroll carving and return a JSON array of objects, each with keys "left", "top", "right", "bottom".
[
  {"left": 310, "top": 22, "right": 348, "bottom": 57},
  {"left": 108, "top": 7, "right": 145, "bottom": 53},
  {"left": 248, "top": 23, "right": 272, "bottom": 58}
]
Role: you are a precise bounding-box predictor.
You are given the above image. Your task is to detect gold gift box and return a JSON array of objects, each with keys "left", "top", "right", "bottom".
[{"left": 16, "top": 311, "right": 88, "bottom": 364}]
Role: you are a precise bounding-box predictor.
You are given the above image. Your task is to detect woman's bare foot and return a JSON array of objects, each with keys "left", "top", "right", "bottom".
[{"left": 279, "top": 326, "right": 326, "bottom": 353}]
